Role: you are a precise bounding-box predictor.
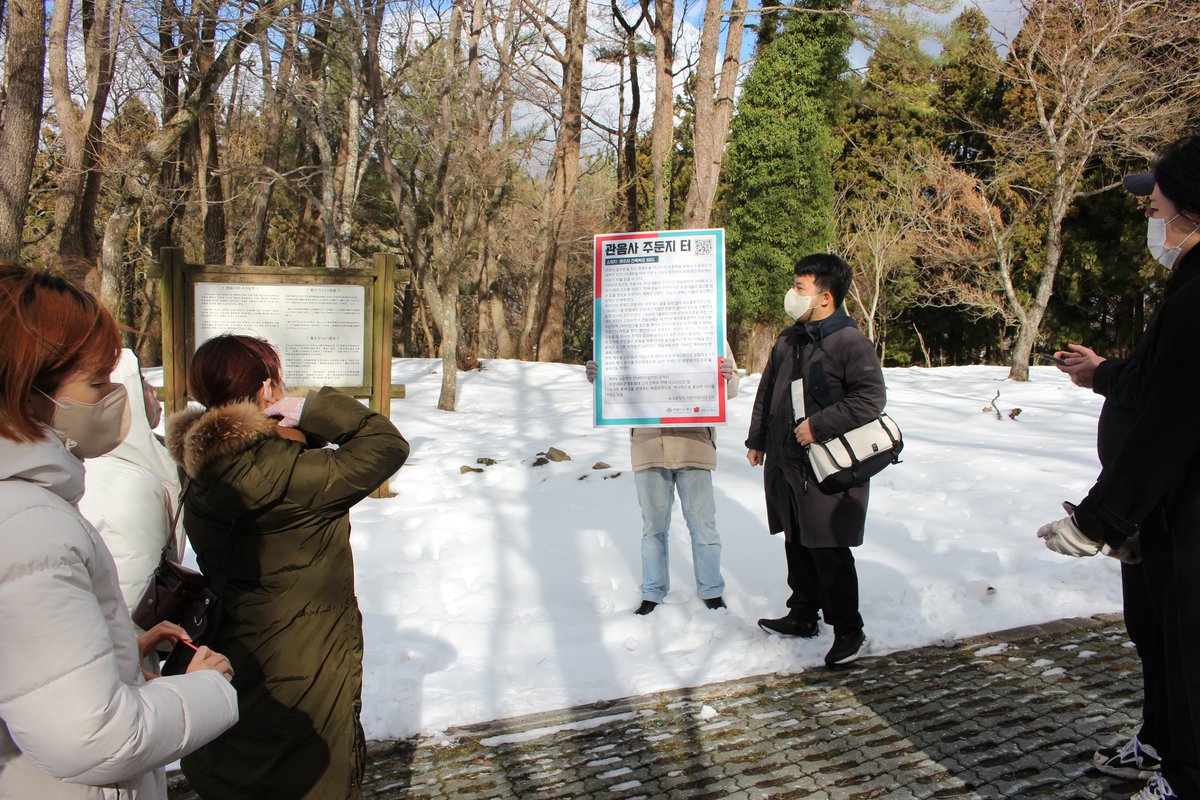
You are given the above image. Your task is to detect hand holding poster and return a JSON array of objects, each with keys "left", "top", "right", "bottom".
[{"left": 593, "top": 228, "right": 728, "bottom": 427}]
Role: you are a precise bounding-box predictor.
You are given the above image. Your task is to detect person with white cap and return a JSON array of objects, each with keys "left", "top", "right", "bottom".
[{"left": 1038, "top": 135, "right": 1200, "bottom": 800}]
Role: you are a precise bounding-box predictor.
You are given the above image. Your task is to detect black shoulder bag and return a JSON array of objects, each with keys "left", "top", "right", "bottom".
[{"left": 130, "top": 479, "right": 220, "bottom": 643}]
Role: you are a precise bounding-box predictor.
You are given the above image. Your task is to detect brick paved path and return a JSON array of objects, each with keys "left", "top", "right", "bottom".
[{"left": 169, "top": 614, "right": 1148, "bottom": 799}]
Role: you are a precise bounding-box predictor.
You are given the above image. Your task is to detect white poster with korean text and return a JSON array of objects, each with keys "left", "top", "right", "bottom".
[{"left": 593, "top": 228, "right": 729, "bottom": 427}]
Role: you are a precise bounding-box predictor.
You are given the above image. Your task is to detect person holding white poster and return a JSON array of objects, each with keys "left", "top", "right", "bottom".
[
  {"left": 589, "top": 228, "right": 738, "bottom": 614},
  {"left": 745, "top": 254, "right": 886, "bottom": 667}
]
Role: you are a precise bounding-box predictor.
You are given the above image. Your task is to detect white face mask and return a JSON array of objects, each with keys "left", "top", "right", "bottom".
[
  {"left": 784, "top": 289, "right": 814, "bottom": 321},
  {"left": 1148, "top": 214, "right": 1200, "bottom": 270}
]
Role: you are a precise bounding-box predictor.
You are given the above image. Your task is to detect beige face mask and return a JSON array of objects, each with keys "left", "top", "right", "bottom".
[{"left": 40, "top": 384, "right": 131, "bottom": 459}]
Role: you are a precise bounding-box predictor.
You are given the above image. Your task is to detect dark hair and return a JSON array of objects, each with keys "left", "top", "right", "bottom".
[
  {"left": 0, "top": 264, "right": 121, "bottom": 442},
  {"left": 793, "top": 253, "right": 853, "bottom": 307},
  {"left": 188, "top": 334, "right": 283, "bottom": 408},
  {"left": 1153, "top": 136, "right": 1200, "bottom": 221}
]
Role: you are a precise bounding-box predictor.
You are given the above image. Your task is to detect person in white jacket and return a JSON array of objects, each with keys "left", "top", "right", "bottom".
[
  {"left": 79, "top": 349, "right": 182, "bottom": 615},
  {"left": 0, "top": 265, "right": 238, "bottom": 799}
]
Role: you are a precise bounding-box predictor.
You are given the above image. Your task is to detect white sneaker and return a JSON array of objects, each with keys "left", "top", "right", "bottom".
[
  {"left": 1131, "top": 773, "right": 1177, "bottom": 800},
  {"left": 1094, "top": 735, "right": 1162, "bottom": 780}
]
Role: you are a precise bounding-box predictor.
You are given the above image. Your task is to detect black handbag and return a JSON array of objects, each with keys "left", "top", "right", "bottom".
[{"left": 130, "top": 480, "right": 219, "bottom": 642}]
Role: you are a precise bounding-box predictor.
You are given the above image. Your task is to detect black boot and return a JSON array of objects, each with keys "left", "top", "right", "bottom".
[
  {"left": 634, "top": 600, "right": 658, "bottom": 615},
  {"left": 825, "top": 630, "right": 869, "bottom": 667},
  {"left": 757, "top": 615, "right": 819, "bottom": 638}
]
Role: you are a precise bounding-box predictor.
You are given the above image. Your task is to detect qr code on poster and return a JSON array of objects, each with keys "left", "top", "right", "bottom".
[{"left": 693, "top": 238, "right": 714, "bottom": 256}]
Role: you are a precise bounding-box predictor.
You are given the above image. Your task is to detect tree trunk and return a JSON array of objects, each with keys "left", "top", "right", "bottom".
[
  {"left": 611, "top": 1, "right": 645, "bottom": 232},
  {"left": 437, "top": 281, "right": 460, "bottom": 410},
  {"left": 743, "top": 321, "right": 777, "bottom": 376},
  {"left": 649, "top": 0, "right": 673, "bottom": 229},
  {"left": 680, "top": 0, "right": 746, "bottom": 228},
  {"left": 0, "top": 0, "right": 46, "bottom": 260},
  {"left": 523, "top": 0, "right": 585, "bottom": 361},
  {"left": 1007, "top": 170, "right": 1069, "bottom": 381},
  {"left": 200, "top": 101, "right": 227, "bottom": 264},
  {"left": 50, "top": 0, "right": 118, "bottom": 261},
  {"left": 622, "top": 49, "right": 640, "bottom": 232}
]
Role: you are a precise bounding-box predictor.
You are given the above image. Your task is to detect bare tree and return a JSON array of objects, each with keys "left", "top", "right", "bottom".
[
  {"left": 987, "top": 0, "right": 1200, "bottom": 379},
  {"left": 0, "top": 0, "right": 46, "bottom": 260},
  {"left": 835, "top": 157, "right": 923, "bottom": 349},
  {"left": 242, "top": 21, "right": 298, "bottom": 264},
  {"left": 518, "top": 0, "right": 586, "bottom": 362},
  {"left": 368, "top": 0, "right": 527, "bottom": 408},
  {"left": 289, "top": 0, "right": 374, "bottom": 271},
  {"left": 99, "top": 0, "right": 290, "bottom": 312},
  {"left": 907, "top": 148, "right": 1021, "bottom": 336}
]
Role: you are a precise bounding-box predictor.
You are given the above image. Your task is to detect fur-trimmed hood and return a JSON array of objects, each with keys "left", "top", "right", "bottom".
[{"left": 167, "top": 401, "right": 279, "bottom": 480}]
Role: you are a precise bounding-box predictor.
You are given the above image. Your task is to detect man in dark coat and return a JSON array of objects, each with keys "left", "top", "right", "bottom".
[
  {"left": 1051, "top": 164, "right": 1187, "bottom": 789},
  {"left": 745, "top": 254, "right": 886, "bottom": 668}
]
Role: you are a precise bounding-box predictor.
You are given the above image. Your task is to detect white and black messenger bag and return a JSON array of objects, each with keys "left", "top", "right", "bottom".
[{"left": 805, "top": 413, "right": 903, "bottom": 494}]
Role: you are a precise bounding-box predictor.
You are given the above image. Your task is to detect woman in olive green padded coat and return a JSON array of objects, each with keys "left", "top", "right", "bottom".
[{"left": 167, "top": 335, "right": 409, "bottom": 799}]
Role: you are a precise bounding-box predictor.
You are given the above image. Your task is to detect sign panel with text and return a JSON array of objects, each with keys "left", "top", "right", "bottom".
[
  {"left": 593, "top": 228, "right": 727, "bottom": 428},
  {"left": 193, "top": 282, "right": 366, "bottom": 387}
]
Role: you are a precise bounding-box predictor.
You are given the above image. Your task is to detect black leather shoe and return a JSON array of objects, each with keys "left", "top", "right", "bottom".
[
  {"left": 757, "top": 615, "right": 819, "bottom": 638},
  {"left": 704, "top": 596, "right": 727, "bottom": 610},
  {"left": 634, "top": 600, "right": 658, "bottom": 615},
  {"left": 825, "top": 630, "right": 869, "bottom": 667}
]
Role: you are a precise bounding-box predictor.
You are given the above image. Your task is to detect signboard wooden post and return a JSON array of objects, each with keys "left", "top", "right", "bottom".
[{"left": 159, "top": 248, "right": 408, "bottom": 497}]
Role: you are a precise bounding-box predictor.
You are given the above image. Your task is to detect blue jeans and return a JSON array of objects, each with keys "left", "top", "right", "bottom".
[{"left": 633, "top": 467, "right": 725, "bottom": 602}]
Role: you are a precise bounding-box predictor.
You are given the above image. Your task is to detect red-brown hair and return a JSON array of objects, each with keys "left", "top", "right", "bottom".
[
  {"left": 0, "top": 264, "right": 122, "bottom": 442},
  {"left": 188, "top": 334, "right": 283, "bottom": 408}
]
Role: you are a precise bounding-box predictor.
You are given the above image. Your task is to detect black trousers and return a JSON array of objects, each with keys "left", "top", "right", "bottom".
[
  {"left": 1136, "top": 507, "right": 1200, "bottom": 798},
  {"left": 782, "top": 531, "right": 863, "bottom": 636},
  {"left": 1122, "top": 560, "right": 1165, "bottom": 753}
]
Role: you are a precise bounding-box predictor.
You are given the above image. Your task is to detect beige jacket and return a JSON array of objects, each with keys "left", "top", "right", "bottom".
[{"left": 630, "top": 353, "right": 739, "bottom": 471}]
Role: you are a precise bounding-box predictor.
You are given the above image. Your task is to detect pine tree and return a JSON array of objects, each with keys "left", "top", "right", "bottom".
[
  {"left": 933, "top": 8, "right": 1002, "bottom": 174},
  {"left": 831, "top": 18, "right": 934, "bottom": 360},
  {"left": 721, "top": 4, "right": 851, "bottom": 343}
]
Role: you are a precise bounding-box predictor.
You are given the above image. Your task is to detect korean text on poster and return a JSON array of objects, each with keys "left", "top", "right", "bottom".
[{"left": 593, "top": 228, "right": 728, "bottom": 427}]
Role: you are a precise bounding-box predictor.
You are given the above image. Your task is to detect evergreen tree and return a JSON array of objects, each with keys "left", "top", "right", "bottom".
[
  {"left": 933, "top": 8, "right": 1002, "bottom": 174},
  {"left": 835, "top": 20, "right": 936, "bottom": 200},
  {"left": 722, "top": 3, "right": 852, "bottom": 340},
  {"left": 832, "top": 18, "right": 934, "bottom": 360}
]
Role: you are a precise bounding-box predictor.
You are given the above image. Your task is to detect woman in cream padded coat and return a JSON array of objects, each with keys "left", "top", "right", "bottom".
[{"left": 0, "top": 265, "right": 238, "bottom": 799}]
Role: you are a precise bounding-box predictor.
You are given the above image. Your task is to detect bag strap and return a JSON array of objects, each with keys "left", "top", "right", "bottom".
[{"left": 159, "top": 476, "right": 192, "bottom": 562}]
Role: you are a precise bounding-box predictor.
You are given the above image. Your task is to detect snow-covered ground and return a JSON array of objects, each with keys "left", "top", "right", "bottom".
[{"left": 165, "top": 359, "right": 1121, "bottom": 740}]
